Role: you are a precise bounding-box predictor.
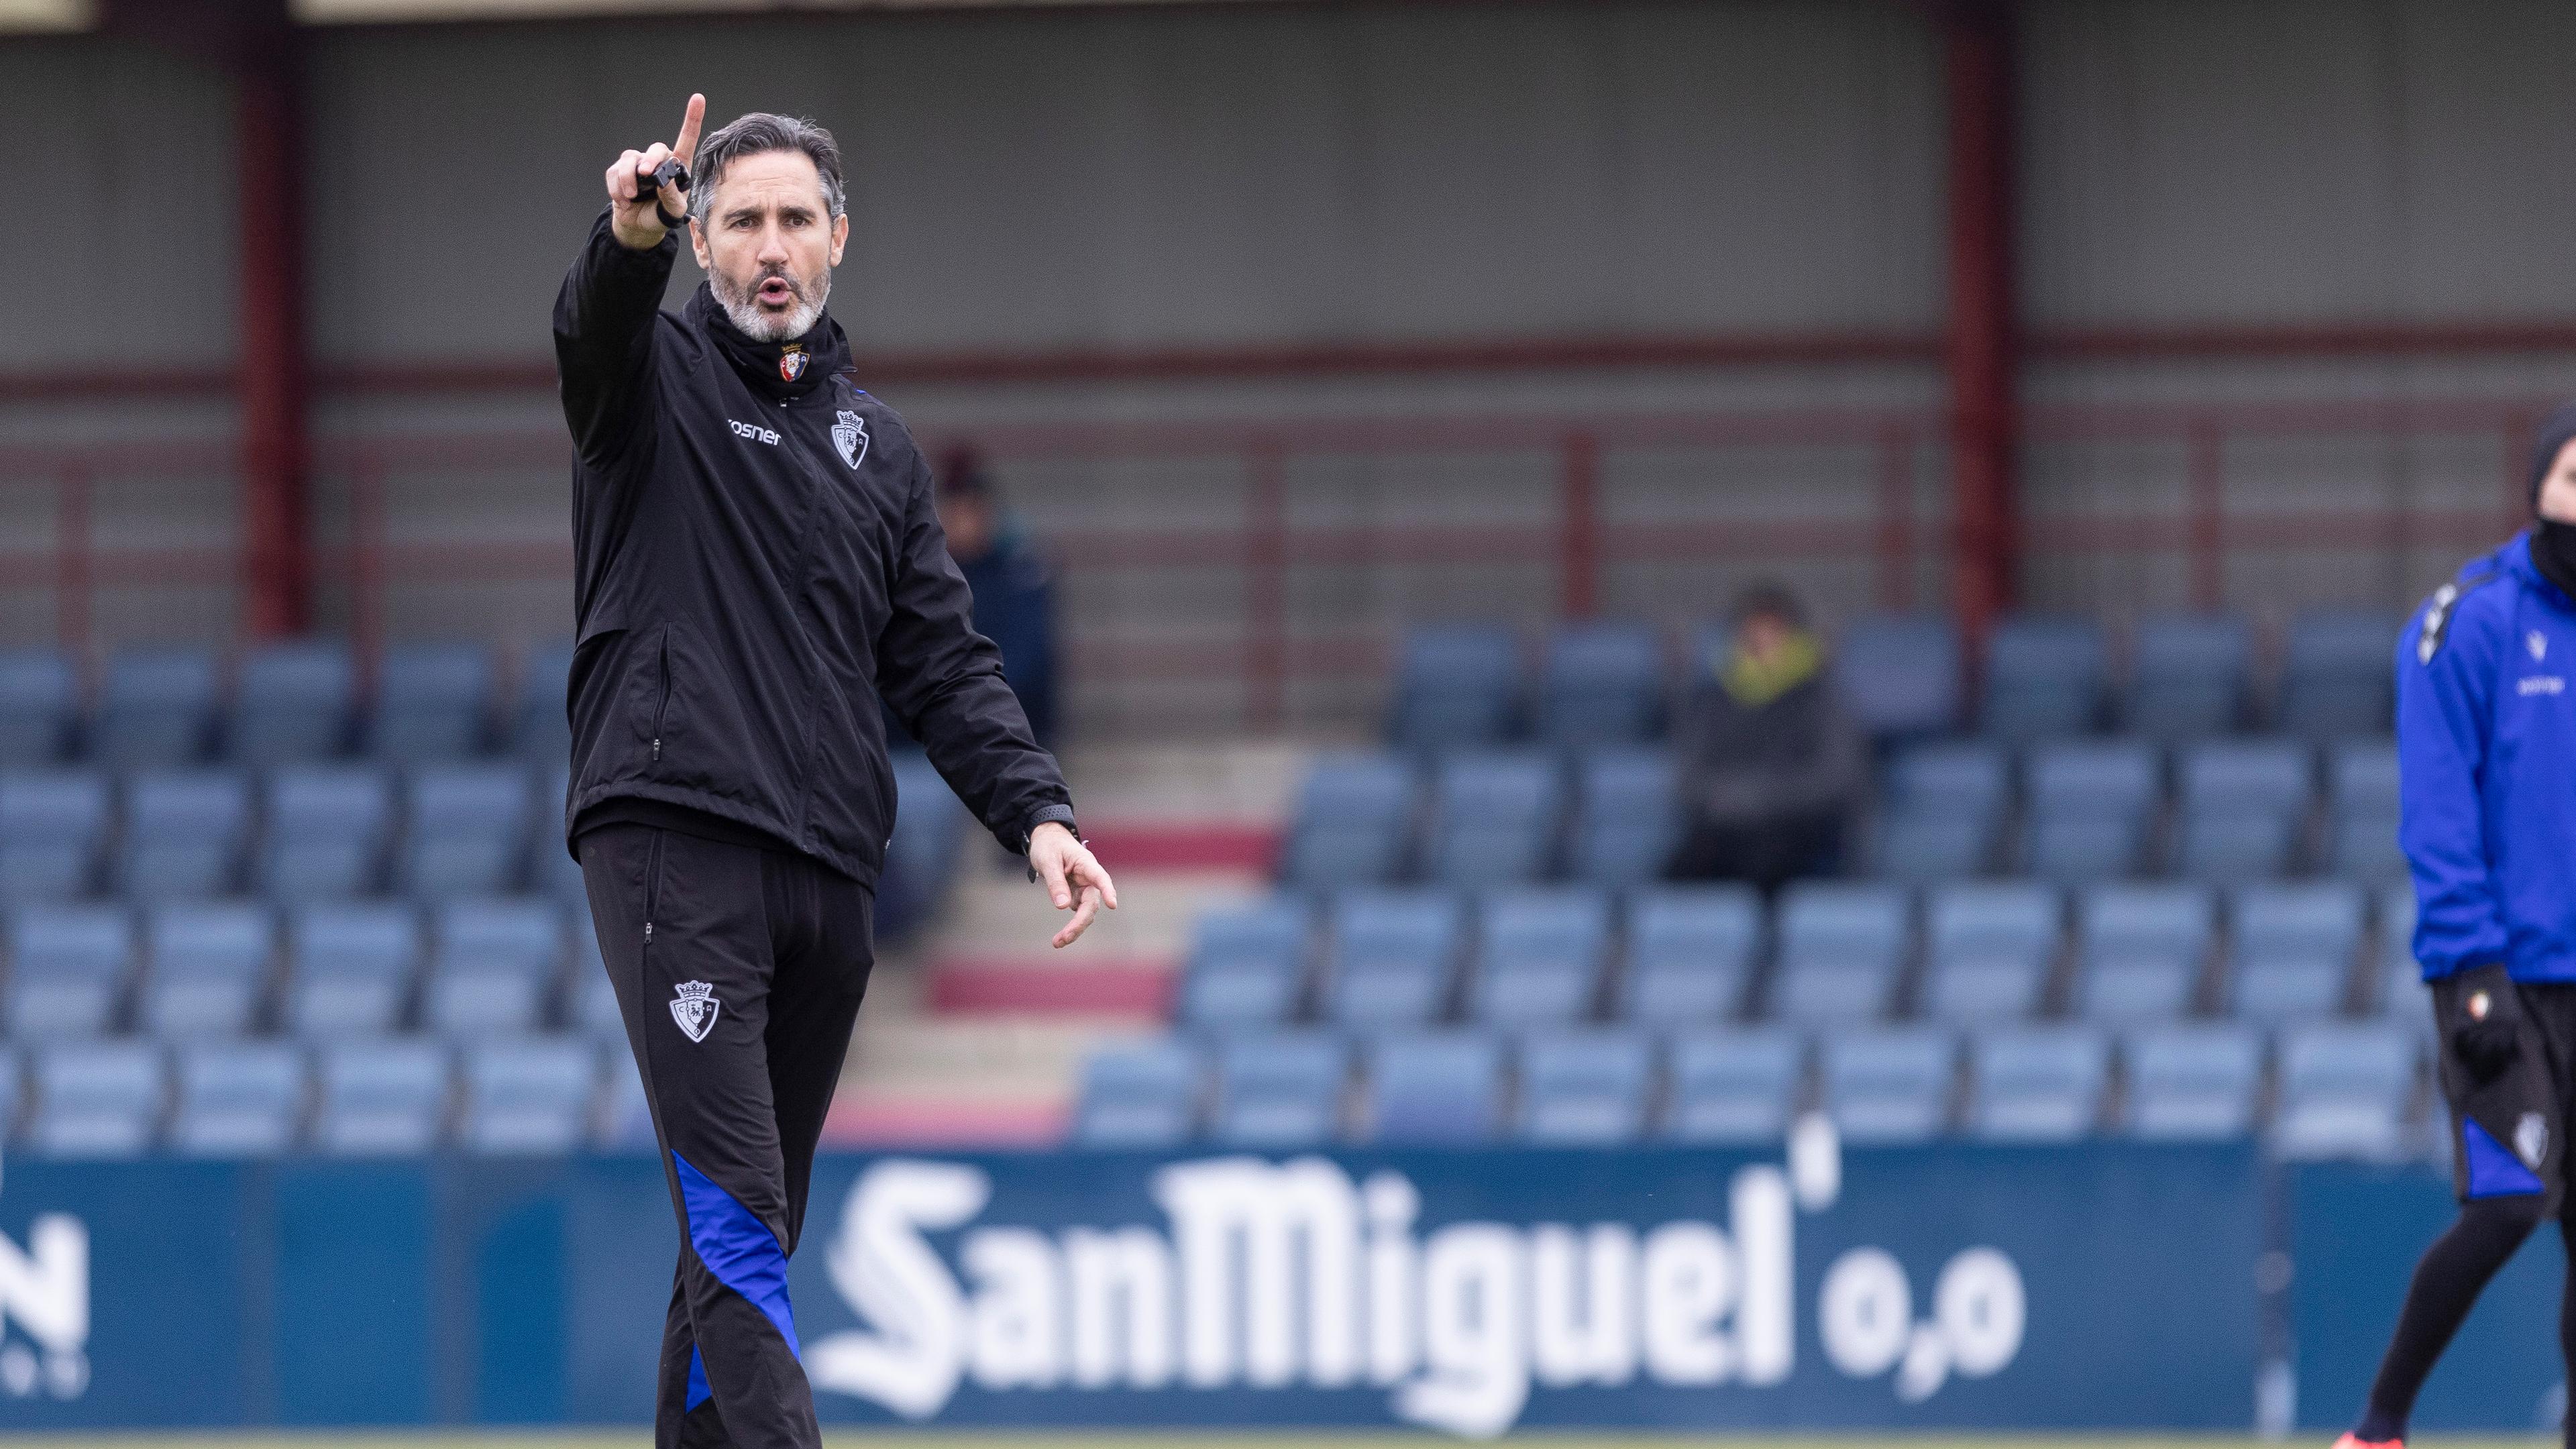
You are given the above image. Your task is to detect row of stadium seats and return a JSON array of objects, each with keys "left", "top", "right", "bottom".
[
  {"left": 1872, "top": 737, "right": 2399, "bottom": 883},
  {"left": 2, "top": 898, "right": 623, "bottom": 1041},
  {"left": 0, "top": 761, "right": 581, "bottom": 906},
  {"left": 1177, "top": 881, "right": 2428, "bottom": 1032},
  {"left": 0, "top": 639, "right": 570, "bottom": 769},
  {"left": 1077, "top": 1020, "right": 2426, "bottom": 1155},
  {"left": 0, "top": 1035, "right": 647, "bottom": 1157},
  {"left": 0, "top": 753, "right": 969, "bottom": 934},
  {"left": 1281, "top": 737, "right": 2398, "bottom": 890},
  {"left": 1387, "top": 610, "right": 2398, "bottom": 751}
]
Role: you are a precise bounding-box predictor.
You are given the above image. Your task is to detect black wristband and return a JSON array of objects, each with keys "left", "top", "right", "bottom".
[{"left": 649, "top": 157, "right": 691, "bottom": 231}]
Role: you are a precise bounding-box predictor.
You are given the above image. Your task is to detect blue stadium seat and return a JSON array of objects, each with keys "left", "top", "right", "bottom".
[
  {"left": 2279, "top": 612, "right": 2399, "bottom": 739},
  {"left": 2226, "top": 882, "right": 2363, "bottom": 1023},
  {"left": 93, "top": 647, "right": 217, "bottom": 767},
  {"left": 119, "top": 768, "right": 251, "bottom": 900},
  {"left": 1968, "top": 1027, "right": 2109, "bottom": 1141},
  {"left": 1281, "top": 753, "right": 1417, "bottom": 888},
  {"left": 1566, "top": 748, "right": 1678, "bottom": 886},
  {"left": 140, "top": 902, "right": 274, "bottom": 1038},
  {"left": 1389, "top": 627, "right": 1521, "bottom": 752},
  {"left": 1469, "top": 889, "right": 1609, "bottom": 1028},
  {"left": 2127, "top": 614, "right": 2251, "bottom": 740},
  {"left": 170, "top": 1042, "right": 305, "bottom": 1156},
  {"left": 0, "top": 1046, "right": 19, "bottom": 1138},
  {"left": 879, "top": 751, "right": 973, "bottom": 941},
  {"left": 2274, "top": 1023, "right": 2416, "bottom": 1160},
  {"left": 1921, "top": 883, "right": 2061, "bottom": 1022},
  {"left": 1832, "top": 615, "right": 1962, "bottom": 740},
  {"left": 1665, "top": 1028, "right": 1803, "bottom": 1142},
  {"left": 1516, "top": 1030, "right": 1652, "bottom": 1145},
  {"left": 1364, "top": 1032, "right": 1504, "bottom": 1145},
  {"left": 2019, "top": 740, "right": 2159, "bottom": 883},
  {"left": 1322, "top": 889, "right": 1462, "bottom": 1029},
  {"left": 372, "top": 642, "right": 496, "bottom": 762},
  {"left": 286, "top": 903, "right": 421, "bottom": 1036},
  {"left": 461, "top": 1037, "right": 600, "bottom": 1154},
  {"left": 1072, "top": 1039, "right": 1202, "bottom": 1148},
  {"left": 567, "top": 908, "right": 621, "bottom": 1038},
  {"left": 26, "top": 1041, "right": 164, "bottom": 1157},
  {"left": 1869, "top": 741, "right": 2007, "bottom": 882},
  {"left": 537, "top": 767, "right": 588, "bottom": 907},
  {"left": 2376, "top": 888, "right": 2430, "bottom": 1032},
  {"left": 513, "top": 640, "right": 576, "bottom": 761},
  {"left": 6, "top": 904, "right": 132, "bottom": 1037},
  {"left": 399, "top": 764, "right": 535, "bottom": 899},
  {"left": 1618, "top": 885, "right": 1762, "bottom": 1023},
  {"left": 597, "top": 1047, "right": 651, "bottom": 1150},
  {"left": 1538, "top": 623, "right": 1663, "bottom": 748},
  {"left": 1422, "top": 751, "right": 1562, "bottom": 888},
  {"left": 1177, "top": 897, "right": 1312, "bottom": 1030},
  {"left": 1769, "top": 882, "right": 1909, "bottom": 1024},
  {"left": 1212, "top": 1034, "right": 1346, "bottom": 1146},
  {"left": 2326, "top": 742, "right": 2404, "bottom": 882},
  {"left": 0, "top": 768, "right": 108, "bottom": 903},
  {"left": 258, "top": 765, "right": 393, "bottom": 900},
  {"left": 1822, "top": 1028, "right": 1955, "bottom": 1144},
  {"left": 2074, "top": 884, "right": 2213, "bottom": 1022},
  {"left": 0, "top": 649, "right": 76, "bottom": 766},
  {"left": 2122, "top": 1026, "right": 2262, "bottom": 1139},
  {"left": 424, "top": 898, "right": 561, "bottom": 1036},
  {"left": 315, "top": 1039, "right": 451, "bottom": 1155},
  {"left": 1981, "top": 616, "right": 2108, "bottom": 741},
  {"left": 2173, "top": 739, "right": 2312, "bottom": 881},
  {"left": 231, "top": 639, "right": 355, "bottom": 766}
]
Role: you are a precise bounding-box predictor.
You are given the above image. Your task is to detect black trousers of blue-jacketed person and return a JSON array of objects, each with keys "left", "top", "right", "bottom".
[{"left": 579, "top": 822, "right": 874, "bottom": 1449}]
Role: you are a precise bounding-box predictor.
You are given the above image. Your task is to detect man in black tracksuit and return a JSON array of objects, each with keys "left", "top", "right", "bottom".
[{"left": 553, "top": 97, "right": 1118, "bottom": 1449}]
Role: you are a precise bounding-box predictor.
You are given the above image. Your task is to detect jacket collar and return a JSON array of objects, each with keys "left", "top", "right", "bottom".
[{"left": 686, "top": 283, "right": 848, "bottom": 401}]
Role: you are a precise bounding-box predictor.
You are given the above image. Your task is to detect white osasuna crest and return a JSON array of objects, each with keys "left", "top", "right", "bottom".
[
  {"left": 2532, "top": 630, "right": 2551, "bottom": 662},
  {"left": 670, "top": 980, "right": 720, "bottom": 1044},
  {"left": 833, "top": 410, "right": 869, "bottom": 470},
  {"left": 2519, "top": 1110, "right": 2551, "bottom": 1169}
]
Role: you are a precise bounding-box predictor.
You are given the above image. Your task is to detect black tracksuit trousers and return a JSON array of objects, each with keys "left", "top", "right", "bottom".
[{"left": 579, "top": 822, "right": 874, "bottom": 1449}]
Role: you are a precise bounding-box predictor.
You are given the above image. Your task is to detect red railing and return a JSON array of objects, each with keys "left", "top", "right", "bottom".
[{"left": 0, "top": 394, "right": 2548, "bottom": 729}]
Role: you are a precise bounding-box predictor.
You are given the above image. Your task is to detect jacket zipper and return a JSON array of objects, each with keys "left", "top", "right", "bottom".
[{"left": 650, "top": 627, "right": 673, "bottom": 761}]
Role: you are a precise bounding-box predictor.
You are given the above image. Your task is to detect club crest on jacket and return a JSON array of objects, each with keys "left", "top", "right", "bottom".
[
  {"left": 780, "top": 347, "right": 808, "bottom": 383},
  {"left": 670, "top": 980, "right": 720, "bottom": 1043},
  {"left": 833, "top": 409, "right": 869, "bottom": 470}
]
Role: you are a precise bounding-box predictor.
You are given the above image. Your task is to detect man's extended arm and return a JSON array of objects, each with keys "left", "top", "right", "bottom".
[
  {"left": 553, "top": 94, "right": 704, "bottom": 468},
  {"left": 2398, "top": 596, "right": 2508, "bottom": 977}
]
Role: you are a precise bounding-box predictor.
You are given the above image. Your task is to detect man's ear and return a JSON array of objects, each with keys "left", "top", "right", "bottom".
[
  {"left": 689, "top": 219, "right": 710, "bottom": 271},
  {"left": 829, "top": 212, "right": 849, "bottom": 267}
]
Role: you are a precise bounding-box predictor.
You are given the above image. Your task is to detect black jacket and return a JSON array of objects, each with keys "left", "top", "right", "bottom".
[
  {"left": 551, "top": 212, "right": 1074, "bottom": 884},
  {"left": 1674, "top": 669, "right": 1862, "bottom": 829}
]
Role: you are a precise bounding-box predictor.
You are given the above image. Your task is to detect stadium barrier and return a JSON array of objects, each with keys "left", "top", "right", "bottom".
[{"left": 0, "top": 1140, "right": 2273, "bottom": 1434}]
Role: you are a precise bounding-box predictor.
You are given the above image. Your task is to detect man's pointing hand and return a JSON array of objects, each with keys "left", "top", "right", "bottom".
[
  {"left": 1030, "top": 822, "right": 1119, "bottom": 950},
  {"left": 606, "top": 93, "right": 706, "bottom": 250}
]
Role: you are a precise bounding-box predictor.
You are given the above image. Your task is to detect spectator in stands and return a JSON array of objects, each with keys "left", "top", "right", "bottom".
[
  {"left": 1667, "top": 583, "right": 1861, "bottom": 891},
  {"left": 938, "top": 448, "right": 1062, "bottom": 746}
]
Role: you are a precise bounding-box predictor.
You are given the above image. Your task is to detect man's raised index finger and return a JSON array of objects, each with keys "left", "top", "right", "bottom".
[{"left": 674, "top": 93, "right": 706, "bottom": 164}]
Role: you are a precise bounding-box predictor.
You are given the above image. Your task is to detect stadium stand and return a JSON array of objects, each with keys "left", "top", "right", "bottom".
[
  {"left": 1281, "top": 752, "right": 1416, "bottom": 888},
  {"left": 1212, "top": 1033, "right": 1344, "bottom": 1147},
  {"left": 1072, "top": 1038, "right": 1201, "bottom": 1146},
  {"left": 1617, "top": 885, "right": 1761, "bottom": 1024},
  {"left": 1321, "top": 888, "right": 1461, "bottom": 1029},
  {"left": 1830, "top": 615, "right": 1962, "bottom": 739},
  {"left": 0, "top": 767, "right": 108, "bottom": 902},
  {"left": 1517, "top": 1030, "right": 1653, "bottom": 1144},
  {"left": 232, "top": 639, "right": 356, "bottom": 766},
  {"left": 1365, "top": 1032, "right": 1505, "bottom": 1144},
  {"left": 1665, "top": 1028, "right": 1802, "bottom": 1144},
  {"left": 169, "top": 1040, "right": 305, "bottom": 1157},
  {"left": 2126, "top": 613, "right": 2251, "bottom": 740},
  {"left": 1538, "top": 623, "right": 1664, "bottom": 747},
  {"left": 0, "top": 649, "right": 76, "bottom": 765},
  {"left": 120, "top": 768, "right": 253, "bottom": 900},
  {"left": 2020, "top": 739, "right": 2158, "bottom": 883},
  {"left": 372, "top": 642, "right": 496, "bottom": 761},
  {"left": 93, "top": 647, "right": 219, "bottom": 767},
  {"left": 1389, "top": 626, "right": 1522, "bottom": 752},
  {"left": 1566, "top": 747, "right": 1678, "bottom": 885},
  {"left": 1468, "top": 888, "right": 1609, "bottom": 1028},
  {"left": 1968, "top": 1027, "right": 2109, "bottom": 1142},
  {"left": 1980, "top": 615, "right": 2108, "bottom": 741}
]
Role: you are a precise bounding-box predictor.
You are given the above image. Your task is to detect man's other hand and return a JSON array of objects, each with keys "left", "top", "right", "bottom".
[
  {"left": 606, "top": 93, "right": 706, "bottom": 250},
  {"left": 1030, "top": 822, "right": 1118, "bottom": 949}
]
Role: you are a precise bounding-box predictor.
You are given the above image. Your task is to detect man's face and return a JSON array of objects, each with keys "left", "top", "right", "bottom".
[
  {"left": 939, "top": 493, "right": 996, "bottom": 562},
  {"left": 690, "top": 150, "right": 850, "bottom": 341},
  {"left": 2543, "top": 438, "right": 2576, "bottom": 524},
  {"left": 1737, "top": 612, "right": 1792, "bottom": 663}
]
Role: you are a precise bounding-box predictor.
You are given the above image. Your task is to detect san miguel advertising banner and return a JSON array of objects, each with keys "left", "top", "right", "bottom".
[{"left": 0, "top": 1140, "right": 2259, "bottom": 1432}]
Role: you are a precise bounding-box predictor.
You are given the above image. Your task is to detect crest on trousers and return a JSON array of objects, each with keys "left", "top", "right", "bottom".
[
  {"left": 833, "top": 409, "right": 869, "bottom": 470},
  {"left": 670, "top": 980, "right": 720, "bottom": 1044},
  {"left": 2520, "top": 1112, "right": 2551, "bottom": 1169},
  {"left": 2533, "top": 630, "right": 2551, "bottom": 662}
]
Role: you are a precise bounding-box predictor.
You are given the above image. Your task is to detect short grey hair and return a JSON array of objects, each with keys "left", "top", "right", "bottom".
[{"left": 688, "top": 112, "right": 847, "bottom": 225}]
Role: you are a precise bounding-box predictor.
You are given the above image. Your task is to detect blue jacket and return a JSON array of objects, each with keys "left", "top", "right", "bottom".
[{"left": 2401, "top": 532, "right": 2576, "bottom": 981}]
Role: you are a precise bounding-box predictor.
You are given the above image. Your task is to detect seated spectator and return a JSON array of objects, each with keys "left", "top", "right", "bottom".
[
  {"left": 936, "top": 448, "right": 1061, "bottom": 747},
  {"left": 1669, "top": 584, "right": 1862, "bottom": 890}
]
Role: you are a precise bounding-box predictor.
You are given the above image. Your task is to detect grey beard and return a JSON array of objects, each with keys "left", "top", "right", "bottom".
[{"left": 714, "top": 268, "right": 829, "bottom": 341}]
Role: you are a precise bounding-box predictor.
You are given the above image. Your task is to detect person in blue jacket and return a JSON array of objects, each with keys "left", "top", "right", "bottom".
[
  {"left": 2341, "top": 402, "right": 2576, "bottom": 1449},
  {"left": 936, "top": 449, "right": 1062, "bottom": 748}
]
